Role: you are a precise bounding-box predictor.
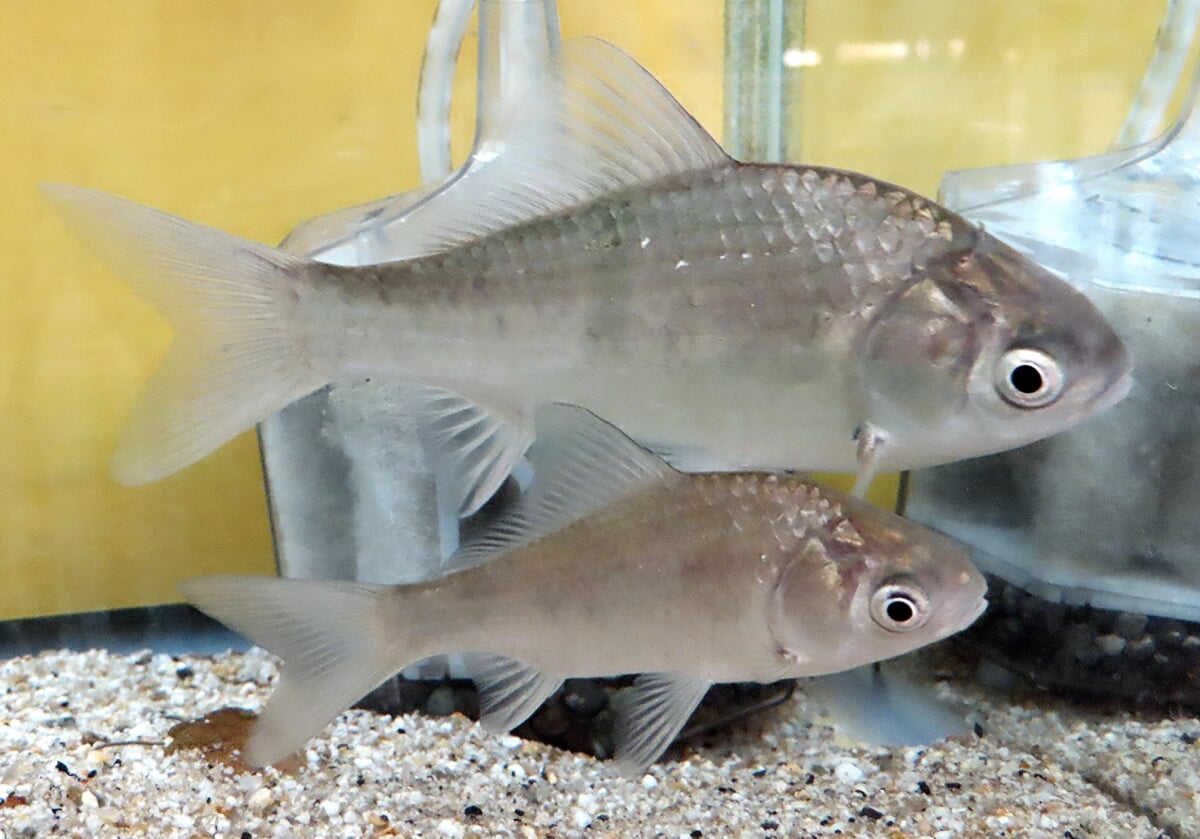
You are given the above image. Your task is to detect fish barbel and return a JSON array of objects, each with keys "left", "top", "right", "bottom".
[
  {"left": 182, "top": 404, "right": 987, "bottom": 774},
  {"left": 44, "top": 38, "right": 1132, "bottom": 512}
]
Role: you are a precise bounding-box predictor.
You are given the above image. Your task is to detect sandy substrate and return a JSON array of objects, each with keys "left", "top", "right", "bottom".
[{"left": 0, "top": 645, "right": 1196, "bottom": 838}]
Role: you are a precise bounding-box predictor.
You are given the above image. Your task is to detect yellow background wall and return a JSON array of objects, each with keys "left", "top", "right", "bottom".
[{"left": 0, "top": 1, "right": 1164, "bottom": 618}]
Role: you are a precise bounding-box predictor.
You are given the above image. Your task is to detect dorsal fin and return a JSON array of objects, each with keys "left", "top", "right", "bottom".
[
  {"left": 447, "top": 404, "right": 676, "bottom": 569},
  {"left": 385, "top": 36, "right": 730, "bottom": 260}
]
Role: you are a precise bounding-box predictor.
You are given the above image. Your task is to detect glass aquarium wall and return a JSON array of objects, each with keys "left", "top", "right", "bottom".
[
  {"left": 1, "top": 1, "right": 1170, "bottom": 621},
  {"left": 0, "top": 1, "right": 722, "bottom": 620}
]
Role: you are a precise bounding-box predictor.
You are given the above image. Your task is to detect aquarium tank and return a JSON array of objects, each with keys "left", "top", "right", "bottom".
[{"left": 3, "top": 1, "right": 1199, "bottom": 835}]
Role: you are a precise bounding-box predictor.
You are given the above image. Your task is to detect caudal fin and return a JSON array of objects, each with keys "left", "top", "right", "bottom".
[
  {"left": 180, "top": 575, "right": 400, "bottom": 767},
  {"left": 42, "top": 184, "right": 325, "bottom": 485}
]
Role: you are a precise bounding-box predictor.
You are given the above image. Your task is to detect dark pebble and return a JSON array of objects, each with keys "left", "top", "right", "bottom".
[
  {"left": 690, "top": 831, "right": 703, "bottom": 838},
  {"left": 175, "top": 666, "right": 194, "bottom": 680},
  {"left": 1126, "top": 636, "right": 1157, "bottom": 660},
  {"left": 556, "top": 718, "right": 597, "bottom": 757},
  {"left": 589, "top": 708, "right": 616, "bottom": 759},
  {"left": 963, "top": 576, "right": 1200, "bottom": 708},
  {"left": 424, "top": 686, "right": 458, "bottom": 717},
  {"left": 761, "top": 820, "right": 779, "bottom": 830},
  {"left": 530, "top": 701, "right": 571, "bottom": 739},
  {"left": 455, "top": 685, "right": 481, "bottom": 720},
  {"left": 357, "top": 677, "right": 432, "bottom": 714},
  {"left": 859, "top": 806, "right": 884, "bottom": 820},
  {"left": 917, "top": 780, "right": 932, "bottom": 795},
  {"left": 464, "top": 804, "right": 483, "bottom": 818},
  {"left": 1156, "top": 621, "right": 1187, "bottom": 649},
  {"left": 1114, "top": 612, "right": 1149, "bottom": 640},
  {"left": 561, "top": 679, "right": 607, "bottom": 716}
]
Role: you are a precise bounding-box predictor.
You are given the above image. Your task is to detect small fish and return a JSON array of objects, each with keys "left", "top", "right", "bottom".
[
  {"left": 44, "top": 38, "right": 1132, "bottom": 512},
  {"left": 181, "top": 404, "right": 987, "bottom": 774}
]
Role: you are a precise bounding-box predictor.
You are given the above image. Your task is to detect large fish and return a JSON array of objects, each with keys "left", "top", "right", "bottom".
[
  {"left": 44, "top": 38, "right": 1132, "bottom": 512},
  {"left": 182, "top": 404, "right": 988, "bottom": 774}
]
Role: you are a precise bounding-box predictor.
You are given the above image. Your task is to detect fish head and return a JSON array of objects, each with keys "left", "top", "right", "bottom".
[
  {"left": 768, "top": 498, "right": 987, "bottom": 675},
  {"left": 858, "top": 230, "right": 1133, "bottom": 466}
]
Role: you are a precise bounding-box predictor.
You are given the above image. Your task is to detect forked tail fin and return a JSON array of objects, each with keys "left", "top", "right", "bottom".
[
  {"left": 42, "top": 184, "right": 325, "bottom": 485},
  {"left": 180, "top": 574, "right": 400, "bottom": 767}
]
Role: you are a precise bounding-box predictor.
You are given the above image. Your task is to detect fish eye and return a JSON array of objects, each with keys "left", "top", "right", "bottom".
[
  {"left": 869, "top": 580, "right": 931, "bottom": 633},
  {"left": 994, "top": 347, "right": 1064, "bottom": 409}
]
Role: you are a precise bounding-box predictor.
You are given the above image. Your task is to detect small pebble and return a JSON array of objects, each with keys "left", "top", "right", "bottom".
[
  {"left": 85, "top": 749, "right": 112, "bottom": 766},
  {"left": 248, "top": 787, "right": 274, "bottom": 812},
  {"left": 835, "top": 762, "right": 865, "bottom": 784},
  {"left": 571, "top": 806, "right": 593, "bottom": 829},
  {"left": 0, "top": 646, "right": 1187, "bottom": 837},
  {"left": 437, "top": 818, "right": 464, "bottom": 838},
  {"left": 1094, "top": 634, "right": 1125, "bottom": 656}
]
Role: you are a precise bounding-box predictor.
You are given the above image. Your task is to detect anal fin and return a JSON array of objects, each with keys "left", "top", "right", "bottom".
[
  {"left": 461, "top": 653, "right": 562, "bottom": 733},
  {"left": 611, "top": 672, "right": 710, "bottom": 776}
]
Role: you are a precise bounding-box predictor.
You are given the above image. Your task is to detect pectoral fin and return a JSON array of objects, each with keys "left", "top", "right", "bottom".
[
  {"left": 412, "top": 388, "right": 534, "bottom": 518},
  {"left": 460, "top": 653, "right": 562, "bottom": 733},
  {"left": 852, "top": 423, "right": 891, "bottom": 497},
  {"left": 805, "top": 663, "right": 970, "bottom": 746},
  {"left": 610, "top": 672, "right": 710, "bottom": 775}
]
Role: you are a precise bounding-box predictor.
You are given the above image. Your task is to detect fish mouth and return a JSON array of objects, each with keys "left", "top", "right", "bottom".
[
  {"left": 966, "top": 595, "right": 989, "bottom": 626},
  {"left": 1093, "top": 369, "right": 1134, "bottom": 413},
  {"left": 934, "top": 593, "right": 989, "bottom": 642}
]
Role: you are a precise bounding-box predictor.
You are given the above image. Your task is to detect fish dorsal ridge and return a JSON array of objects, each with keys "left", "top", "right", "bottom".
[
  {"left": 450, "top": 404, "right": 676, "bottom": 568},
  {"left": 387, "top": 36, "right": 730, "bottom": 259}
]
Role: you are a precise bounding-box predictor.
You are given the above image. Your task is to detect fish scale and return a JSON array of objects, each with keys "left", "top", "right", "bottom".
[{"left": 308, "top": 165, "right": 959, "bottom": 373}]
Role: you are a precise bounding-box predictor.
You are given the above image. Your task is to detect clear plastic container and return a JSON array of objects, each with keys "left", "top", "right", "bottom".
[
  {"left": 907, "top": 46, "right": 1200, "bottom": 627},
  {"left": 259, "top": 0, "right": 561, "bottom": 586}
]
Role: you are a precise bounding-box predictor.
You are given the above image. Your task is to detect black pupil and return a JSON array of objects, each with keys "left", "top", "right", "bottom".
[
  {"left": 885, "top": 597, "right": 915, "bottom": 624},
  {"left": 1009, "top": 364, "right": 1044, "bottom": 395}
]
